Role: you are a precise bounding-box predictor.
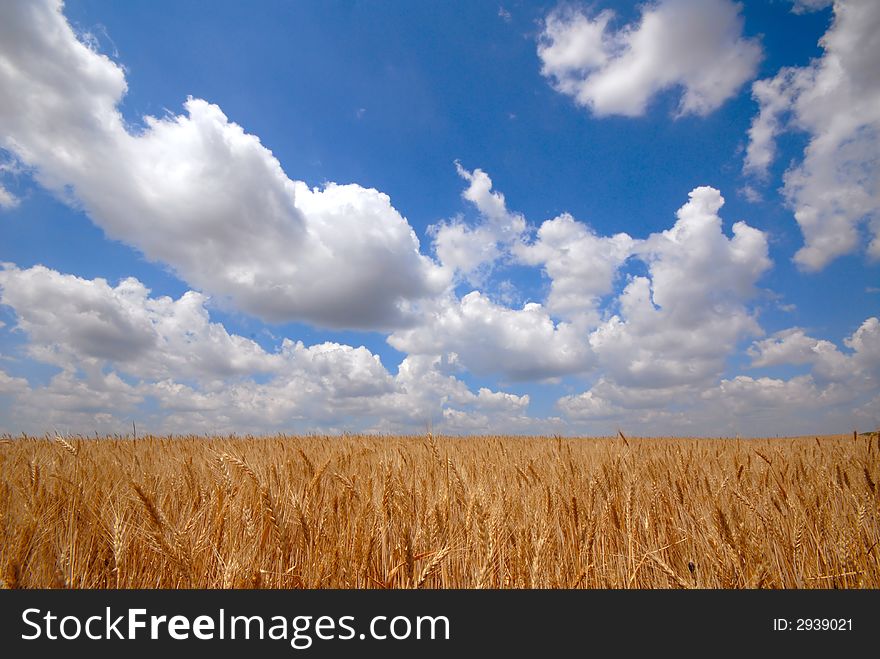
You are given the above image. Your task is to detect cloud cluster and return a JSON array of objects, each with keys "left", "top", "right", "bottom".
[
  {"left": 538, "top": 0, "right": 761, "bottom": 117},
  {"left": 0, "top": 0, "right": 445, "bottom": 330},
  {"left": 749, "top": 317, "right": 880, "bottom": 386},
  {"left": 1, "top": 176, "right": 785, "bottom": 433},
  {"left": 554, "top": 187, "right": 787, "bottom": 432},
  {"left": 513, "top": 213, "right": 633, "bottom": 324},
  {"left": 0, "top": 264, "right": 277, "bottom": 380},
  {"left": 0, "top": 0, "right": 876, "bottom": 437},
  {"left": 744, "top": 0, "right": 880, "bottom": 270},
  {"left": 0, "top": 370, "right": 28, "bottom": 396},
  {"left": 584, "top": 187, "right": 770, "bottom": 387},
  {"left": 0, "top": 263, "right": 529, "bottom": 434},
  {"left": 560, "top": 316, "right": 880, "bottom": 435},
  {"left": 389, "top": 292, "right": 594, "bottom": 381},
  {"left": 430, "top": 164, "right": 526, "bottom": 283},
  {"left": 401, "top": 185, "right": 771, "bottom": 388}
]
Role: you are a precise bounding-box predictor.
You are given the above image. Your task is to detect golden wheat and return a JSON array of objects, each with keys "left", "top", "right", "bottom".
[{"left": 0, "top": 433, "right": 878, "bottom": 588}]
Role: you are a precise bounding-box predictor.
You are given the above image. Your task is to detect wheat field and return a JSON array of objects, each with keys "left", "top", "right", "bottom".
[{"left": 0, "top": 433, "right": 878, "bottom": 589}]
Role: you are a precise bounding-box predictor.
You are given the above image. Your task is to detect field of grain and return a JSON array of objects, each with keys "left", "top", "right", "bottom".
[{"left": 0, "top": 433, "right": 878, "bottom": 589}]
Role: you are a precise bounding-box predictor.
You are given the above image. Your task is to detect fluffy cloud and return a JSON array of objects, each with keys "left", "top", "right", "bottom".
[
  {"left": 558, "top": 315, "right": 880, "bottom": 435},
  {"left": 744, "top": 0, "right": 880, "bottom": 270},
  {"left": 0, "top": 264, "right": 278, "bottom": 380},
  {"left": 699, "top": 333, "right": 880, "bottom": 435},
  {"left": 538, "top": 0, "right": 761, "bottom": 117},
  {"left": 556, "top": 389, "right": 620, "bottom": 421},
  {"left": 0, "top": 184, "right": 18, "bottom": 210},
  {"left": 749, "top": 317, "right": 880, "bottom": 386},
  {"left": 430, "top": 164, "right": 526, "bottom": 283},
  {"left": 0, "top": 370, "right": 28, "bottom": 396},
  {"left": 749, "top": 328, "right": 849, "bottom": 378},
  {"left": 846, "top": 317, "right": 880, "bottom": 371},
  {"left": 560, "top": 378, "right": 695, "bottom": 418},
  {"left": 1, "top": 1, "right": 874, "bottom": 437},
  {"left": 398, "top": 184, "right": 772, "bottom": 388},
  {"left": 698, "top": 375, "right": 852, "bottom": 434},
  {"left": 0, "top": 0, "right": 446, "bottom": 330},
  {"left": 589, "top": 187, "right": 771, "bottom": 388},
  {"left": 743, "top": 72, "right": 801, "bottom": 178},
  {"left": 720, "top": 313, "right": 880, "bottom": 429},
  {"left": 139, "top": 353, "right": 529, "bottom": 435},
  {"left": 369, "top": 354, "right": 531, "bottom": 433},
  {"left": 35, "top": 370, "right": 143, "bottom": 415},
  {"left": 513, "top": 213, "right": 634, "bottom": 323},
  {"left": 433, "top": 163, "right": 635, "bottom": 324},
  {"left": 558, "top": 371, "right": 862, "bottom": 437},
  {"left": 388, "top": 292, "right": 594, "bottom": 380},
  {"left": 0, "top": 264, "right": 528, "bottom": 434},
  {"left": 139, "top": 343, "right": 397, "bottom": 432}
]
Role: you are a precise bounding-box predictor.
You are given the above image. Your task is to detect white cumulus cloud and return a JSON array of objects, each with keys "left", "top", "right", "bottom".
[
  {"left": 0, "top": 370, "right": 29, "bottom": 396},
  {"left": 749, "top": 317, "right": 880, "bottom": 386},
  {"left": 744, "top": 0, "right": 880, "bottom": 270},
  {"left": 430, "top": 164, "right": 526, "bottom": 283},
  {"left": 513, "top": 213, "right": 634, "bottom": 324},
  {"left": 397, "top": 183, "right": 772, "bottom": 387},
  {"left": 588, "top": 187, "right": 771, "bottom": 388},
  {"left": 0, "top": 264, "right": 278, "bottom": 380},
  {"left": 388, "top": 291, "right": 594, "bottom": 381},
  {"left": 0, "top": 264, "right": 529, "bottom": 434},
  {"left": 538, "top": 0, "right": 762, "bottom": 117},
  {"left": 0, "top": 0, "right": 446, "bottom": 330},
  {"left": 558, "top": 315, "right": 880, "bottom": 436}
]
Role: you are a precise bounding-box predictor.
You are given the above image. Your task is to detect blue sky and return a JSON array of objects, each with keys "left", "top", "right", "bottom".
[{"left": 0, "top": 0, "right": 877, "bottom": 436}]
